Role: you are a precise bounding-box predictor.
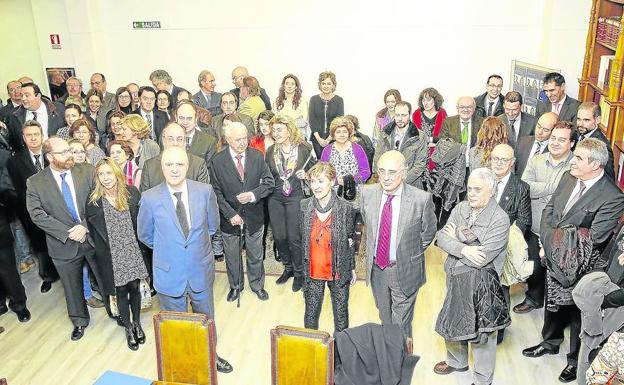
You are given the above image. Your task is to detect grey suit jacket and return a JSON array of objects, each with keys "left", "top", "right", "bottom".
[
  {"left": 140, "top": 152, "right": 209, "bottom": 192},
  {"left": 436, "top": 198, "right": 510, "bottom": 275},
  {"left": 207, "top": 113, "right": 255, "bottom": 141},
  {"left": 359, "top": 183, "right": 436, "bottom": 296},
  {"left": 536, "top": 95, "right": 581, "bottom": 125},
  {"left": 193, "top": 90, "right": 222, "bottom": 116},
  {"left": 102, "top": 91, "right": 116, "bottom": 112},
  {"left": 498, "top": 112, "right": 535, "bottom": 150},
  {"left": 26, "top": 163, "right": 96, "bottom": 260}
]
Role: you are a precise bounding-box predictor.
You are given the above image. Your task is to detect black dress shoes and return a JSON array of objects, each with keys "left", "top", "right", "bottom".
[
  {"left": 254, "top": 289, "right": 269, "bottom": 301},
  {"left": 125, "top": 326, "right": 139, "bottom": 351},
  {"left": 133, "top": 322, "right": 146, "bottom": 344},
  {"left": 216, "top": 356, "right": 233, "bottom": 373},
  {"left": 292, "top": 277, "right": 303, "bottom": 292},
  {"left": 0, "top": 305, "right": 7, "bottom": 317},
  {"left": 558, "top": 365, "right": 577, "bottom": 383},
  {"left": 513, "top": 300, "right": 538, "bottom": 314},
  {"left": 522, "top": 344, "right": 559, "bottom": 358},
  {"left": 16, "top": 309, "right": 31, "bottom": 323},
  {"left": 71, "top": 326, "right": 86, "bottom": 341},
  {"left": 227, "top": 289, "right": 242, "bottom": 302},
  {"left": 276, "top": 270, "right": 293, "bottom": 285},
  {"left": 40, "top": 281, "right": 52, "bottom": 293}
]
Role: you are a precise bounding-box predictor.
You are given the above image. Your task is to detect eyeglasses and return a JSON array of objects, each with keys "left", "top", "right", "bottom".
[
  {"left": 378, "top": 169, "right": 401, "bottom": 178},
  {"left": 457, "top": 105, "right": 474, "bottom": 110},
  {"left": 164, "top": 136, "right": 185, "bottom": 144},
  {"left": 118, "top": 95, "right": 130, "bottom": 100},
  {"left": 491, "top": 156, "right": 512, "bottom": 164}
]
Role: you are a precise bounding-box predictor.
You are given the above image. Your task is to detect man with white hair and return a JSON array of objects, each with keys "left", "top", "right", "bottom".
[
  {"left": 149, "top": 69, "right": 183, "bottom": 104},
  {"left": 434, "top": 167, "right": 511, "bottom": 385},
  {"left": 193, "top": 70, "right": 222, "bottom": 116},
  {"left": 209, "top": 122, "right": 274, "bottom": 302}
]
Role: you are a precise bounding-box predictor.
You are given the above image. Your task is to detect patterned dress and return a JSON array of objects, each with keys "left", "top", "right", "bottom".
[
  {"left": 328, "top": 145, "right": 359, "bottom": 180},
  {"left": 102, "top": 198, "right": 148, "bottom": 286}
]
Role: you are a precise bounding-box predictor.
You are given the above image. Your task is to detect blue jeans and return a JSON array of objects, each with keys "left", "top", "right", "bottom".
[
  {"left": 10, "top": 219, "right": 33, "bottom": 264},
  {"left": 83, "top": 264, "right": 92, "bottom": 299}
]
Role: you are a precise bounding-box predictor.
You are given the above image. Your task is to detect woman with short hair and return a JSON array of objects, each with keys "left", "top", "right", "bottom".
[
  {"left": 309, "top": 71, "right": 344, "bottom": 158},
  {"left": 69, "top": 118, "right": 105, "bottom": 165},
  {"left": 117, "top": 114, "right": 160, "bottom": 168}
]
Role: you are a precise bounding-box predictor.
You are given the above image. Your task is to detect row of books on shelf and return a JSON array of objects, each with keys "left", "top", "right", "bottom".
[
  {"left": 598, "top": 95, "right": 611, "bottom": 128},
  {"left": 597, "top": 16, "right": 621, "bottom": 48},
  {"left": 597, "top": 54, "right": 616, "bottom": 88}
]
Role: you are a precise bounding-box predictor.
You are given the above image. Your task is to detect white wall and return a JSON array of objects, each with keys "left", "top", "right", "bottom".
[{"left": 2, "top": 0, "right": 593, "bottom": 134}]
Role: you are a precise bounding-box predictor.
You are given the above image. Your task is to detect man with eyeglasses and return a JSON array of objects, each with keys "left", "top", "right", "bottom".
[
  {"left": 515, "top": 112, "right": 559, "bottom": 176},
  {"left": 26, "top": 136, "right": 109, "bottom": 341},
  {"left": 440, "top": 96, "right": 484, "bottom": 149},
  {"left": 7, "top": 120, "right": 59, "bottom": 294},
  {"left": 515, "top": 121, "right": 575, "bottom": 317},
  {"left": 229, "top": 66, "right": 271, "bottom": 111},
  {"left": 360, "top": 150, "right": 436, "bottom": 338},
  {"left": 536, "top": 72, "right": 580, "bottom": 124},
  {"left": 57, "top": 77, "right": 85, "bottom": 108},
  {"left": 208, "top": 92, "right": 255, "bottom": 141},
  {"left": 89, "top": 73, "right": 115, "bottom": 111},
  {"left": 133, "top": 86, "right": 168, "bottom": 142},
  {"left": 488, "top": 143, "right": 531, "bottom": 344},
  {"left": 497, "top": 91, "right": 535, "bottom": 150},
  {"left": 474, "top": 74, "right": 505, "bottom": 118}
]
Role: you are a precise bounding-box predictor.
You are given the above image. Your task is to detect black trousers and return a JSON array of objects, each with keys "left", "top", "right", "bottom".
[
  {"left": 116, "top": 279, "right": 141, "bottom": 327},
  {"left": 52, "top": 243, "right": 108, "bottom": 327},
  {"left": 303, "top": 278, "right": 350, "bottom": 332},
  {"left": 0, "top": 246, "right": 27, "bottom": 312},
  {"left": 35, "top": 251, "right": 59, "bottom": 283},
  {"left": 524, "top": 232, "right": 546, "bottom": 308},
  {"left": 268, "top": 195, "right": 303, "bottom": 277},
  {"left": 541, "top": 303, "right": 581, "bottom": 366}
]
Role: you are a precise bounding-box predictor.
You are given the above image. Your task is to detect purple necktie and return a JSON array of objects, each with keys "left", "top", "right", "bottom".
[{"left": 375, "top": 194, "right": 395, "bottom": 269}]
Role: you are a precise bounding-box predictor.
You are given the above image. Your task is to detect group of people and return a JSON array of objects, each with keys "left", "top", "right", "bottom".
[{"left": 0, "top": 67, "right": 623, "bottom": 385}]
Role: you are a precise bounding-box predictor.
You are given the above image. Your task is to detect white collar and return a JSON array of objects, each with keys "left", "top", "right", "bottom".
[
  {"left": 578, "top": 170, "right": 604, "bottom": 191},
  {"left": 229, "top": 147, "right": 244, "bottom": 159},
  {"left": 167, "top": 180, "right": 188, "bottom": 196}
]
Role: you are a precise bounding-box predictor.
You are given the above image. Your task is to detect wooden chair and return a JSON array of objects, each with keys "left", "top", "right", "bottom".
[
  {"left": 270, "top": 325, "right": 334, "bottom": 385},
  {"left": 153, "top": 311, "right": 218, "bottom": 385}
]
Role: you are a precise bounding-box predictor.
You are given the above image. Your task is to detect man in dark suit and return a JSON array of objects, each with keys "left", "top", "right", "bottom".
[
  {"left": 137, "top": 146, "right": 232, "bottom": 373},
  {"left": 360, "top": 150, "right": 437, "bottom": 338},
  {"left": 536, "top": 72, "right": 581, "bottom": 124},
  {"left": 10, "top": 83, "right": 65, "bottom": 151},
  {"left": 209, "top": 92, "right": 255, "bottom": 140},
  {"left": 193, "top": 70, "right": 222, "bottom": 117},
  {"left": 133, "top": 86, "right": 168, "bottom": 142},
  {"left": 515, "top": 112, "right": 558, "bottom": 176},
  {"left": 149, "top": 69, "right": 183, "bottom": 105},
  {"left": 230, "top": 66, "right": 271, "bottom": 111},
  {"left": 439, "top": 96, "right": 484, "bottom": 148},
  {"left": 6, "top": 121, "right": 59, "bottom": 293},
  {"left": 0, "top": 80, "right": 22, "bottom": 115},
  {"left": 26, "top": 137, "right": 108, "bottom": 341},
  {"left": 522, "top": 138, "right": 624, "bottom": 383},
  {"left": 576, "top": 101, "right": 615, "bottom": 180},
  {"left": 175, "top": 102, "right": 217, "bottom": 167},
  {"left": 474, "top": 74, "right": 505, "bottom": 118},
  {"left": 210, "top": 122, "right": 274, "bottom": 302},
  {"left": 56, "top": 76, "right": 85, "bottom": 106},
  {"left": 89, "top": 73, "right": 115, "bottom": 111},
  {"left": 498, "top": 91, "right": 535, "bottom": 150}
]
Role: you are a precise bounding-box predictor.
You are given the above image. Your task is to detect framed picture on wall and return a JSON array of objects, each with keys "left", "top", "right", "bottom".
[
  {"left": 510, "top": 61, "right": 559, "bottom": 116},
  {"left": 45, "top": 67, "right": 75, "bottom": 102}
]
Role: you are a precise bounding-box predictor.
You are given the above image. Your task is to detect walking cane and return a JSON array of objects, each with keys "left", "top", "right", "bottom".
[{"left": 237, "top": 222, "right": 244, "bottom": 309}]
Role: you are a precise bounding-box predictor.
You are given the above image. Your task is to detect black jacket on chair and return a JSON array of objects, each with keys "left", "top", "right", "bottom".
[{"left": 497, "top": 173, "right": 532, "bottom": 235}]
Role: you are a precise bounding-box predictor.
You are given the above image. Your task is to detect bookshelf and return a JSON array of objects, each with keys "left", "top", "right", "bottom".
[{"left": 579, "top": 0, "right": 624, "bottom": 181}]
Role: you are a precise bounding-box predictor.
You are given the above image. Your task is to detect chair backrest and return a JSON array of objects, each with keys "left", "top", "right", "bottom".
[
  {"left": 153, "top": 311, "right": 217, "bottom": 385},
  {"left": 270, "top": 325, "right": 334, "bottom": 385}
]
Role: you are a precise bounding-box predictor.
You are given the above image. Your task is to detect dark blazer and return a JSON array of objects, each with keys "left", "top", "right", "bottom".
[
  {"left": 209, "top": 148, "right": 274, "bottom": 234},
  {"left": 139, "top": 152, "right": 209, "bottom": 192},
  {"left": 11, "top": 100, "right": 65, "bottom": 151},
  {"left": 584, "top": 128, "right": 615, "bottom": 181},
  {"left": 231, "top": 87, "right": 271, "bottom": 111},
  {"left": 133, "top": 109, "right": 169, "bottom": 142},
  {"left": 515, "top": 135, "right": 549, "bottom": 176},
  {"left": 192, "top": 91, "right": 222, "bottom": 116},
  {"left": 541, "top": 172, "right": 624, "bottom": 258},
  {"left": 6, "top": 150, "right": 49, "bottom": 251},
  {"left": 85, "top": 186, "right": 142, "bottom": 295},
  {"left": 498, "top": 173, "right": 532, "bottom": 235},
  {"left": 536, "top": 95, "right": 581, "bottom": 124},
  {"left": 439, "top": 114, "right": 484, "bottom": 147},
  {"left": 207, "top": 113, "right": 255, "bottom": 141},
  {"left": 266, "top": 143, "right": 317, "bottom": 199},
  {"left": 188, "top": 129, "right": 218, "bottom": 167},
  {"left": 26, "top": 163, "right": 96, "bottom": 260},
  {"left": 474, "top": 93, "right": 504, "bottom": 118},
  {"left": 498, "top": 112, "right": 536, "bottom": 150}
]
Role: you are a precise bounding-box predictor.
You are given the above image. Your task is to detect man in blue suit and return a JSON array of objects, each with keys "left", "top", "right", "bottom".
[{"left": 137, "top": 146, "right": 233, "bottom": 373}]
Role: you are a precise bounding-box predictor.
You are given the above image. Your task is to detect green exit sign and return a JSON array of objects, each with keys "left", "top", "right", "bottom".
[{"left": 132, "top": 21, "right": 161, "bottom": 29}]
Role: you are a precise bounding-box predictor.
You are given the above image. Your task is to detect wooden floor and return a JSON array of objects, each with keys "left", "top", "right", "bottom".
[{"left": 1, "top": 245, "right": 571, "bottom": 385}]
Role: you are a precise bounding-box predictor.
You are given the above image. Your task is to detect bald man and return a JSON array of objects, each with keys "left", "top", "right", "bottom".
[
  {"left": 209, "top": 122, "right": 274, "bottom": 302},
  {"left": 137, "top": 146, "right": 232, "bottom": 373},
  {"left": 229, "top": 66, "right": 271, "bottom": 111},
  {"left": 515, "top": 112, "right": 558, "bottom": 176},
  {"left": 175, "top": 102, "right": 217, "bottom": 167},
  {"left": 439, "top": 96, "right": 484, "bottom": 148},
  {"left": 359, "top": 150, "right": 437, "bottom": 338}
]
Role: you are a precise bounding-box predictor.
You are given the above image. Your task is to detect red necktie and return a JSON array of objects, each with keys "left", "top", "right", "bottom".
[
  {"left": 375, "top": 194, "right": 394, "bottom": 269},
  {"left": 236, "top": 154, "right": 244, "bottom": 180}
]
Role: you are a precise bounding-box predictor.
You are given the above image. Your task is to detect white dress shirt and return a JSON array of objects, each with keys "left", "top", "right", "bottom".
[
  {"left": 28, "top": 102, "right": 49, "bottom": 138},
  {"left": 551, "top": 95, "right": 567, "bottom": 114},
  {"left": 496, "top": 173, "right": 511, "bottom": 203},
  {"left": 528, "top": 139, "right": 549, "bottom": 162},
  {"left": 508, "top": 116, "right": 520, "bottom": 141},
  {"left": 50, "top": 167, "right": 80, "bottom": 221},
  {"left": 566, "top": 170, "right": 604, "bottom": 208},
  {"left": 28, "top": 149, "right": 44, "bottom": 169},
  {"left": 375, "top": 183, "right": 403, "bottom": 262},
  {"left": 484, "top": 97, "right": 500, "bottom": 116},
  {"left": 167, "top": 181, "right": 192, "bottom": 228},
  {"left": 229, "top": 147, "right": 256, "bottom": 202}
]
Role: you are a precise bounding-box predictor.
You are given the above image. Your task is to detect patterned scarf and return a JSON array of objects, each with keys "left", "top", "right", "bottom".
[{"left": 273, "top": 144, "right": 299, "bottom": 196}]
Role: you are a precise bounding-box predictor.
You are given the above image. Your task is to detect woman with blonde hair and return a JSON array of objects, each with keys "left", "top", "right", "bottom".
[
  {"left": 86, "top": 158, "right": 148, "bottom": 351},
  {"left": 118, "top": 114, "right": 160, "bottom": 168},
  {"left": 266, "top": 114, "right": 316, "bottom": 292},
  {"left": 238, "top": 76, "right": 265, "bottom": 122},
  {"left": 468, "top": 116, "right": 509, "bottom": 172},
  {"left": 309, "top": 71, "right": 344, "bottom": 158}
]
